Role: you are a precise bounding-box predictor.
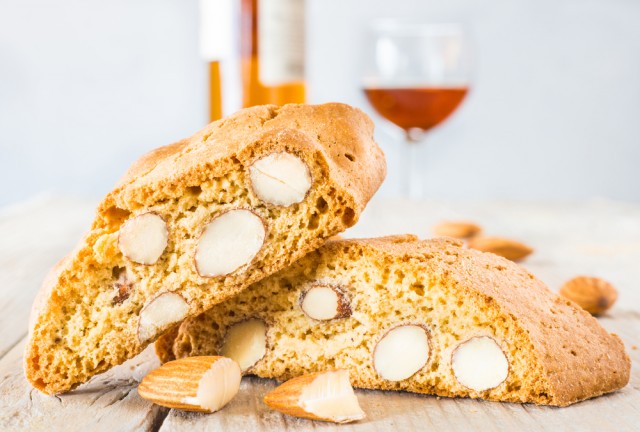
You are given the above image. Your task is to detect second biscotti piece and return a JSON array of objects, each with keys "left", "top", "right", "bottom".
[
  {"left": 25, "top": 103, "right": 386, "bottom": 395},
  {"left": 157, "top": 236, "right": 630, "bottom": 407}
]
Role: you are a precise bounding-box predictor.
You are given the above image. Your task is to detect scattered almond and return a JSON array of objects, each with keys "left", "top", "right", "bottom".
[
  {"left": 558, "top": 276, "right": 618, "bottom": 315},
  {"left": 432, "top": 221, "right": 482, "bottom": 239},
  {"left": 138, "top": 356, "right": 241, "bottom": 413},
  {"left": 467, "top": 236, "right": 533, "bottom": 262},
  {"left": 264, "top": 370, "right": 365, "bottom": 424}
]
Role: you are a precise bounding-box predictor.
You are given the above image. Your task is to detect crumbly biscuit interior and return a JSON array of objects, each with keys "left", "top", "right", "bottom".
[{"left": 167, "top": 242, "right": 553, "bottom": 405}]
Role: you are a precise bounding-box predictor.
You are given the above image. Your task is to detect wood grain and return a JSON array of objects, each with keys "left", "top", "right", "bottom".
[
  {"left": 0, "top": 197, "right": 94, "bottom": 356},
  {"left": 0, "top": 341, "right": 164, "bottom": 432}
]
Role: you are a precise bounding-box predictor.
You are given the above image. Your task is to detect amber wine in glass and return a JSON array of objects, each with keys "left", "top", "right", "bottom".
[{"left": 362, "top": 22, "right": 471, "bottom": 198}]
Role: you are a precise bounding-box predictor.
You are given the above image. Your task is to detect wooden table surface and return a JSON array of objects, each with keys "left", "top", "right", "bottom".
[{"left": 1, "top": 196, "right": 638, "bottom": 432}]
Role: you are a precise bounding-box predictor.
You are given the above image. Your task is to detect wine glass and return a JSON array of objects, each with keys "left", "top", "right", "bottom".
[{"left": 362, "top": 21, "right": 472, "bottom": 199}]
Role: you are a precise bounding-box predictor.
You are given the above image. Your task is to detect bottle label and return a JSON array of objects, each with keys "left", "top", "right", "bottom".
[{"left": 258, "top": 0, "right": 305, "bottom": 85}]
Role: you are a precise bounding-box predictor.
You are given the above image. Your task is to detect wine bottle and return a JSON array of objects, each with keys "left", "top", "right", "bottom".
[
  {"left": 241, "top": 0, "right": 305, "bottom": 107},
  {"left": 200, "top": 0, "right": 239, "bottom": 122}
]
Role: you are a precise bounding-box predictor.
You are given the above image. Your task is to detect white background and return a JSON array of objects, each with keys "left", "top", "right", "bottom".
[{"left": 1, "top": 0, "right": 639, "bottom": 205}]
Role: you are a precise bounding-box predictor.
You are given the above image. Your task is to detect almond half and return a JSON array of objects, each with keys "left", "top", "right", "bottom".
[
  {"left": 264, "top": 370, "right": 365, "bottom": 424},
  {"left": 249, "top": 152, "right": 312, "bottom": 206},
  {"left": 373, "top": 324, "right": 431, "bottom": 381},
  {"left": 299, "top": 284, "right": 352, "bottom": 321},
  {"left": 467, "top": 236, "right": 533, "bottom": 262},
  {"left": 194, "top": 209, "right": 266, "bottom": 278},
  {"left": 220, "top": 318, "right": 267, "bottom": 372},
  {"left": 138, "top": 356, "right": 241, "bottom": 413},
  {"left": 451, "top": 336, "right": 509, "bottom": 392},
  {"left": 118, "top": 212, "right": 169, "bottom": 265},
  {"left": 137, "top": 292, "right": 190, "bottom": 343}
]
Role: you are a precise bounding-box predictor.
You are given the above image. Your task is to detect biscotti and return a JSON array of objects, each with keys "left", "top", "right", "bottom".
[
  {"left": 25, "top": 103, "right": 386, "bottom": 394},
  {"left": 156, "top": 236, "right": 630, "bottom": 407}
]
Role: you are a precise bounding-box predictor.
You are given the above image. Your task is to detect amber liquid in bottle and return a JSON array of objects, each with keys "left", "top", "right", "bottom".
[
  {"left": 208, "top": 60, "right": 223, "bottom": 122},
  {"left": 363, "top": 87, "right": 468, "bottom": 132},
  {"left": 241, "top": 0, "right": 305, "bottom": 107}
]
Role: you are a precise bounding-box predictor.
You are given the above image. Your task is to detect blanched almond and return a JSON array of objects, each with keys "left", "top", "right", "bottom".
[
  {"left": 118, "top": 212, "right": 168, "bottom": 265},
  {"left": 452, "top": 336, "right": 509, "bottom": 392},
  {"left": 138, "top": 292, "right": 189, "bottom": 343},
  {"left": 300, "top": 284, "right": 351, "bottom": 321},
  {"left": 373, "top": 325, "right": 431, "bottom": 381},
  {"left": 249, "top": 152, "right": 312, "bottom": 206},
  {"left": 220, "top": 318, "right": 267, "bottom": 372},
  {"left": 195, "top": 209, "right": 266, "bottom": 277}
]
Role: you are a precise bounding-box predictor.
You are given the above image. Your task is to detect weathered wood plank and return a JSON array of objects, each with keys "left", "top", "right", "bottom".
[
  {"left": 0, "top": 340, "right": 162, "bottom": 432},
  {"left": 0, "top": 197, "right": 95, "bottom": 357}
]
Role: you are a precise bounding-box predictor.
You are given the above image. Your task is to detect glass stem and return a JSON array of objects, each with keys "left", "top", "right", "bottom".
[{"left": 406, "top": 129, "right": 424, "bottom": 200}]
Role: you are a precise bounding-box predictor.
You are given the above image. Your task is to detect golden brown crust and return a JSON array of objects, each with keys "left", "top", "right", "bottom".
[
  {"left": 101, "top": 103, "right": 385, "bottom": 215},
  {"left": 158, "top": 236, "right": 630, "bottom": 406},
  {"left": 25, "top": 103, "right": 386, "bottom": 394}
]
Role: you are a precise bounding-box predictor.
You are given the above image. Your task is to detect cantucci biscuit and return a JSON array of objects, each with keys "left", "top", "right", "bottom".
[
  {"left": 25, "top": 103, "right": 386, "bottom": 394},
  {"left": 156, "top": 236, "right": 630, "bottom": 407}
]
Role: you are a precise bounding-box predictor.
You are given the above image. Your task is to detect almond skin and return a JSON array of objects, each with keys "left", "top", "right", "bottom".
[
  {"left": 558, "top": 276, "right": 618, "bottom": 315},
  {"left": 138, "top": 356, "right": 241, "bottom": 413},
  {"left": 432, "top": 221, "right": 482, "bottom": 239},
  {"left": 264, "top": 370, "right": 365, "bottom": 424},
  {"left": 264, "top": 373, "right": 325, "bottom": 421},
  {"left": 467, "top": 236, "right": 533, "bottom": 262}
]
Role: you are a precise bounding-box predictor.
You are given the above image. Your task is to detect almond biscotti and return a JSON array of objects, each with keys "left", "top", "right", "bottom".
[
  {"left": 25, "top": 103, "right": 386, "bottom": 395},
  {"left": 156, "top": 236, "right": 630, "bottom": 407}
]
